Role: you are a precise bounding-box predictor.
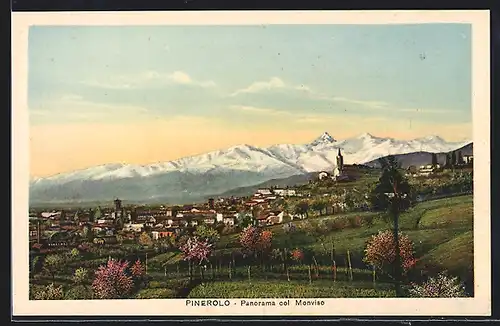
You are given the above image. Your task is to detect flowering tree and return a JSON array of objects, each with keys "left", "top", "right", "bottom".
[
  {"left": 363, "top": 230, "right": 416, "bottom": 277},
  {"left": 92, "top": 259, "right": 134, "bottom": 299},
  {"left": 290, "top": 249, "right": 305, "bottom": 264},
  {"left": 408, "top": 272, "right": 467, "bottom": 297},
  {"left": 239, "top": 226, "right": 273, "bottom": 268},
  {"left": 180, "top": 236, "right": 213, "bottom": 280}
]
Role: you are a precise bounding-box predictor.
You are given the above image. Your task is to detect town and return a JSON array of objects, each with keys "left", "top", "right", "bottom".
[{"left": 29, "top": 148, "right": 473, "bottom": 254}]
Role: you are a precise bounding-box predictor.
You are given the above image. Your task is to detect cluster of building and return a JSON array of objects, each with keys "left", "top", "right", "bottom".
[{"left": 28, "top": 185, "right": 308, "bottom": 250}]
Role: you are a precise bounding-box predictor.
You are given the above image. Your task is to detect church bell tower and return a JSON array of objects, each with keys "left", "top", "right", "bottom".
[{"left": 336, "top": 148, "right": 344, "bottom": 173}]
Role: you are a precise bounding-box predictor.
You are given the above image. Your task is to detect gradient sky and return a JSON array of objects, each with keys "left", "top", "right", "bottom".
[{"left": 28, "top": 24, "right": 472, "bottom": 177}]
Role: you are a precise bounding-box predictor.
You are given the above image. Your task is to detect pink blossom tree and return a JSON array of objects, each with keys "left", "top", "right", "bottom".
[
  {"left": 180, "top": 236, "right": 213, "bottom": 280},
  {"left": 239, "top": 226, "right": 273, "bottom": 269},
  {"left": 363, "top": 230, "right": 416, "bottom": 278},
  {"left": 92, "top": 259, "right": 134, "bottom": 299}
]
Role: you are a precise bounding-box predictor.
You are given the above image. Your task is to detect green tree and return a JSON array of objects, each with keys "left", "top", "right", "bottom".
[
  {"left": 311, "top": 200, "right": 327, "bottom": 216},
  {"left": 43, "top": 254, "right": 66, "bottom": 280},
  {"left": 294, "top": 201, "right": 310, "bottom": 218},
  {"left": 194, "top": 225, "right": 220, "bottom": 245},
  {"left": 451, "top": 151, "right": 457, "bottom": 167},
  {"left": 369, "top": 155, "right": 412, "bottom": 297}
]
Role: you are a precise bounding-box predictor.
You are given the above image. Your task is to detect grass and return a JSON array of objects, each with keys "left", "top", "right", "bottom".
[
  {"left": 417, "top": 231, "right": 474, "bottom": 278},
  {"left": 31, "top": 194, "right": 474, "bottom": 299},
  {"left": 188, "top": 279, "right": 395, "bottom": 298},
  {"left": 418, "top": 204, "right": 473, "bottom": 229},
  {"left": 135, "top": 287, "right": 177, "bottom": 299}
]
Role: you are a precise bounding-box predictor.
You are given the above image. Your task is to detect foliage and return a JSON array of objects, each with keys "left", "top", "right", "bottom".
[
  {"left": 180, "top": 236, "right": 213, "bottom": 265},
  {"left": 31, "top": 255, "right": 43, "bottom": 274},
  {"left": 408, "top": 272, "right": 467, "bottom": 297},
  {"left": 138, "top": 232, "right": 153, "bottom": 247},
  {"left": 363, "top": 230, "right": 416, "bottom": 276},
  {"left": 348, "top": 215, "right": 363, "bottom": 228},
  {"left": 33, "top": 283, "right": 64, "bottom": 300},
  {"left": 294, "top": 201, "right": 310, "bottom": 217},
  {"left": 239, "top": 226, "right": 273, "bottom": 258},
  {"left": 194, "top": 225, "right": 221, "bottom": 245},
  {"left": 370, "top": 155, "right": 412, "bottom": 213},
  {"left": 64, "top": 285, "right": 93, "bottom": 300},
  {"left": 72, "top": 267, "right": 89, "bottom": 285},
  {"left": 290, "top": 249, "right": 305, "bottom": 263},
  {"left": 221, "top": 224, "right": 238, "bottom": 235},
  {"left": 131, "top": 259, "right": 146, "bottom": 279},
  {"left": 70, "top": 248, "right": 80, "bottom": 259},
  {"left": 43, "top": 254, "right": 66, "bottom": 279},
  {"left": 92, "top": 259, "right": 134, "bottom": 299}
]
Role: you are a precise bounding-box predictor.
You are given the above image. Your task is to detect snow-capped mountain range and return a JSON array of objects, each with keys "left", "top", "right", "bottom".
[{"left": 29, "top": 132, "right": 470, "bottom": 205}]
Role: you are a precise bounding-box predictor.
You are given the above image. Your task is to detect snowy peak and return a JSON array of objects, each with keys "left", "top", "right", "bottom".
[
  {"left": 310, "top": 132, "right": 336, "bottom": 146},
  {"left": 30, "top": 132, "right": 471, "bottom": 204},
  {"left": 413, "top": 135, "right": 446, "bottom": 143}
]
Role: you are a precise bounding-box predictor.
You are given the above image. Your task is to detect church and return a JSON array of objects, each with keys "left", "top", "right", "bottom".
[{"left": 332, "top": 149, "right": 364, "bottom": 181}]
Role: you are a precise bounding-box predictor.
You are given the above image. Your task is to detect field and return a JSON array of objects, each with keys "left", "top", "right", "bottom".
[
  {"left": 29, "top": 193, "right": 474, "bottom": 299},
  {"left": 147, "top": 194, "right": 474, "bottom": 298}
]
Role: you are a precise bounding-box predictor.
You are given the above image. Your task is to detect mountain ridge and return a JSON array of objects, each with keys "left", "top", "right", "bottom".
[{"left": 29, "top": 132, "right": 470, "bottom": 205}]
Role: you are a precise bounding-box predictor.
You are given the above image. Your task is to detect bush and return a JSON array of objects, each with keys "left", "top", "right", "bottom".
[
  {"left": 43, "top": 254, "right": 67, "bottom": 279},
  {"left": 32, "top": 283, "right": 64, "bottom": 300},
  {"left": 64, "top": 285, "right": 93, "bottom": 300},
  {"left": 72, "top": 267, "right": 89, "bottom": 285},
  {"left": 221, "top": 225, "right": 238, "bottom": 235},
  {"left": 349, "top": 216, "right": 363, "bottom": 228},
  {"left": 408, "top": 272, "right": 467, "bottom": 298}
]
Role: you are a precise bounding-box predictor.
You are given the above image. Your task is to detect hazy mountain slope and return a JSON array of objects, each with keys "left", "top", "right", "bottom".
[
  {"left": 29, "top": 132, "right": 470, "bottom": 205},
  {"left": 363, "top": 142, "right": 473, "bottom": 169}
]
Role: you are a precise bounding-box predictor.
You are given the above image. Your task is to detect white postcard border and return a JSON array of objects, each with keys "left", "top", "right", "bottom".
[{"left": 11, "top": 10, "right": 491, "bottom": 316}]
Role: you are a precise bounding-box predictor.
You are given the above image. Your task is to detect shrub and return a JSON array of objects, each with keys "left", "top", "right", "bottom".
[
  {"left": 138, "top": 232, "right": 153, "bottom": 247},
  {"left": 72, "top": 267, "right": 89, "bottom": 285},
  {"left": 92, "top": 259, "right": 134, "bottom": 299},
  {"left": 69, "top": 248, "right": 80, "bottom": 259},
  {"left": 349, "top": 215, "right": 363, "bottom": 228},
  {"left": 221, "top": 225, "right": 237, "bottom": 235},
  {"left": 131, "top": 259, "right": 145, "bottom": 279},
  {"left": 43, "top": 254, "right": 67, "bottom": 279},
  {"left": 31, "top": 256, "right": 43, "bottom": 274},
  {"left": 408, "top": 272, "right": 467, "bottom": 298},
  {"left": 64, "top": 285, "right": 93, "bottom": 300},
  {"left": 33, "top": 283, "right": 64, "bottom": 300},
  {"left": 363, "top": 230, "right": 416, "bottom": 276}
]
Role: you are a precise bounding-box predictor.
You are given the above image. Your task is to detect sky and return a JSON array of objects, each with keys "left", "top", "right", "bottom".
[{"left": 28, "top": 24, "right": 472, "bottom": 177}]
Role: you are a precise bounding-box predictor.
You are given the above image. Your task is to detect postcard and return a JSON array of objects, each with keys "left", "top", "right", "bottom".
[{"left": 11, "top": 10, "right": 491, "bottom": 317}]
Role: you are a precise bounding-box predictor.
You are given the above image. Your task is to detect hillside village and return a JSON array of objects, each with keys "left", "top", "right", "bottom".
[{"left": 28, "top": 148, "right": 473, "bottom": 252}]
